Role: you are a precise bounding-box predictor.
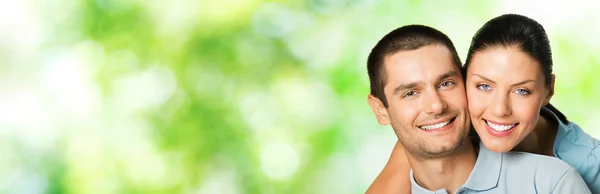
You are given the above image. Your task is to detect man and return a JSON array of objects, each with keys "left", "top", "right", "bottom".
[{"left": 364, "top": 25, "right": 590, "bottom": 193}]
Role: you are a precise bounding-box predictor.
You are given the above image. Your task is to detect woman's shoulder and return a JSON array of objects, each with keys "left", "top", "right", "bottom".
[
  {"left": 554, "top": 121, "right": 600, "bottom": 192},
  {"left": 554, "top": 121, "right": 600, "bottom": 155},
  {"left": 540, "top": 106, "right": 599, "bottom": 191},
  {"left": 540, "top": 106, "right": 599, "bottom": 161}
]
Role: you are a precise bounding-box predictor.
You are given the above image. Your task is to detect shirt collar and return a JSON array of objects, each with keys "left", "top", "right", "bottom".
[
  {"left": 540, "top": 106, "right": 572, "bottom": 157},
  {"left": 410, "top": 170, "right": 447, "bottom": 194},
  {"left": 461, "top": 142, "right": 502, "bottom": 191},
  {"left": 409, "top": 142, "right": 502, "bottom": 193}
]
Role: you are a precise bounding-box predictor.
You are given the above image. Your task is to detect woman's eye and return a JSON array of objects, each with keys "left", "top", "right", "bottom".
[
  {"left": 476, "top": 84, "right": 491, "bottom": 91},
  {"left": 515, "top": 89, "right": 530, "bottom": 95}
]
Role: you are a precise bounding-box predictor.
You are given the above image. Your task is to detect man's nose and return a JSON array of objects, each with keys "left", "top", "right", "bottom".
[{"left": 423, "top": 90, "right": 447, "bottom": 115}]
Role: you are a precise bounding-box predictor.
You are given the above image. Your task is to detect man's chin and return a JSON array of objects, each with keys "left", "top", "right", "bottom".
[
  {"left": 421, "top": 139, "right": 467, "bottom": 158},
  {"left": 421, "top": 145, "right": 460, "bottom": 159}
]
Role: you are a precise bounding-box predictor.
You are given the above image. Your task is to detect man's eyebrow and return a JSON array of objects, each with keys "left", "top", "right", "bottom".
[
  {"left": 392, "top": 70, "right": 459, "bottom": 95},
  {"left": 393, "top": 81, "right": 420, "bottom": 95},
  {"left": 472, "top": 74, "right": 535, "bottom": 87},
  {"left": 438, "top": 70, "right": 460, "bottom": 81}
]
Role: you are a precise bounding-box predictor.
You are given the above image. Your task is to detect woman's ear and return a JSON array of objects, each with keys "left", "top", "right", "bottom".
[{"left": 543, "top": 74, "right": 556, "bottom": 105}]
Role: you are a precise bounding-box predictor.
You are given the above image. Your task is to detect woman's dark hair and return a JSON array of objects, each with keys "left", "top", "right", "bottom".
[{"left": 464, "top": 14, "right": 568, "bottom": 125}]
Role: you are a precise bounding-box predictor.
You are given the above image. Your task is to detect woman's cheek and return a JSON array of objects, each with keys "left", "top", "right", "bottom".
[
  {"left": 467, "top": 91, "right": 486, "bottom": 115},
  {"left": 513, "top": 97, "right": 543, "bottom": 124}
]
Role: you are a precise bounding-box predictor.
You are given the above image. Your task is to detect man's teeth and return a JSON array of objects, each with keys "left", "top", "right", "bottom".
[
  {"left": 420, "top": 120, "right": 451, "bottom": 130},
  {"left": 486, "top": 120, "right": 516, "bottom": 131}
]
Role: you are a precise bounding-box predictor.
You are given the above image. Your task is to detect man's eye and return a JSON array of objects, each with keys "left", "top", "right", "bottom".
[
  {"left": 404, "top": 91, "right": 416, "bottom": 97},
  {"left": 439, "top": 81, "right": 454, "bottom": 88}
]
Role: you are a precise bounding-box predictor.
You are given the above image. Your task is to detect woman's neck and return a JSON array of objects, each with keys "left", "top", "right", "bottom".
[{"left": 512, "top": 115, "right": 559, "bottom": 156}]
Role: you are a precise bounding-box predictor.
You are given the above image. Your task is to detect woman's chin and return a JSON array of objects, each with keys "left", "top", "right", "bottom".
[{"left": 481, "top": 139, "right": 514, "bottom": 153}]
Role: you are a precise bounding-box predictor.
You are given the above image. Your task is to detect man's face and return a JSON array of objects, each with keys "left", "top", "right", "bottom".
[{"left": 368, "top": 44, "right": 471, "bottom": 159}]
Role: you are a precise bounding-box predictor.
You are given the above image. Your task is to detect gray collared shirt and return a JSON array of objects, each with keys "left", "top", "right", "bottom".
[{"left": 410, "top": 143, "right": 591, "bottom": 194}]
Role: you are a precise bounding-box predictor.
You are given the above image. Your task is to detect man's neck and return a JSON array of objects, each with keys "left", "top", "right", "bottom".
[{"left": 408, "top": 138, "right": 477, "bottom": 194}]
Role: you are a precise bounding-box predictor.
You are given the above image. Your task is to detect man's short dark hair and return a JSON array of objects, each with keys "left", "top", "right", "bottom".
[{"left": 367, "top": 25, "right": 462, "bottom": 107}]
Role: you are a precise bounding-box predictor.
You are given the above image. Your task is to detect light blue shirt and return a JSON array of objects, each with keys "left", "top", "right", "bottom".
[
  {"left": 546, "top": 106, "right": 600, "bottom": 193},
  {"left": 410, "top": 142, "right": 591, "bottom": 194}
]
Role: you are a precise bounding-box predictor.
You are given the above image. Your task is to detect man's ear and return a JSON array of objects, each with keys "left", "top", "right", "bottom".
[
  {"left": 368, "top": 94, "right": 390, "bottom": 125},
  {"left": 543, "top": 74, "right": 556, "bottom": 105}
]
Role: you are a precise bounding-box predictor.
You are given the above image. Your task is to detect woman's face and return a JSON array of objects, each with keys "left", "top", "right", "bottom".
[{"left": 466, "top": 46, "right": 554, "bottom": 153}]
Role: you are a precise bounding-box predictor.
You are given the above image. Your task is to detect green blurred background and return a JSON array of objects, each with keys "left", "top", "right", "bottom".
[{"left": 0, "top": 0, "right": 598, "bottom": 193}]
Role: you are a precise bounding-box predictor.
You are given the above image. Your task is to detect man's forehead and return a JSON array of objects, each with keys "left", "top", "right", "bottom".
[
  {"left": 388, "top": 68, "right": 460, "bottom": 88},
  {"left": 383, "top": 46, "right": 460, "bottom": 85}
]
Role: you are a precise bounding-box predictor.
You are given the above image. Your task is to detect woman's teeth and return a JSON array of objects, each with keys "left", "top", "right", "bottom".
[
  {"left": 420, "top": 120, "right": 451, "bottom": 130},
  {"left": 486, "top": 120, "right": 516, "bottom": 131}
]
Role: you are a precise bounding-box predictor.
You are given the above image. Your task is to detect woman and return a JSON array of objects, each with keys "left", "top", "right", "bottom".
[{"left": 366, "top": 14, "right": 600, "bottom": 193}]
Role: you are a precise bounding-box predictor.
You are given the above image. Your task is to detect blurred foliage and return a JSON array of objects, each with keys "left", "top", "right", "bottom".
[{"left": 0, "top": 0, "right": 598, "bottom": 194}]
